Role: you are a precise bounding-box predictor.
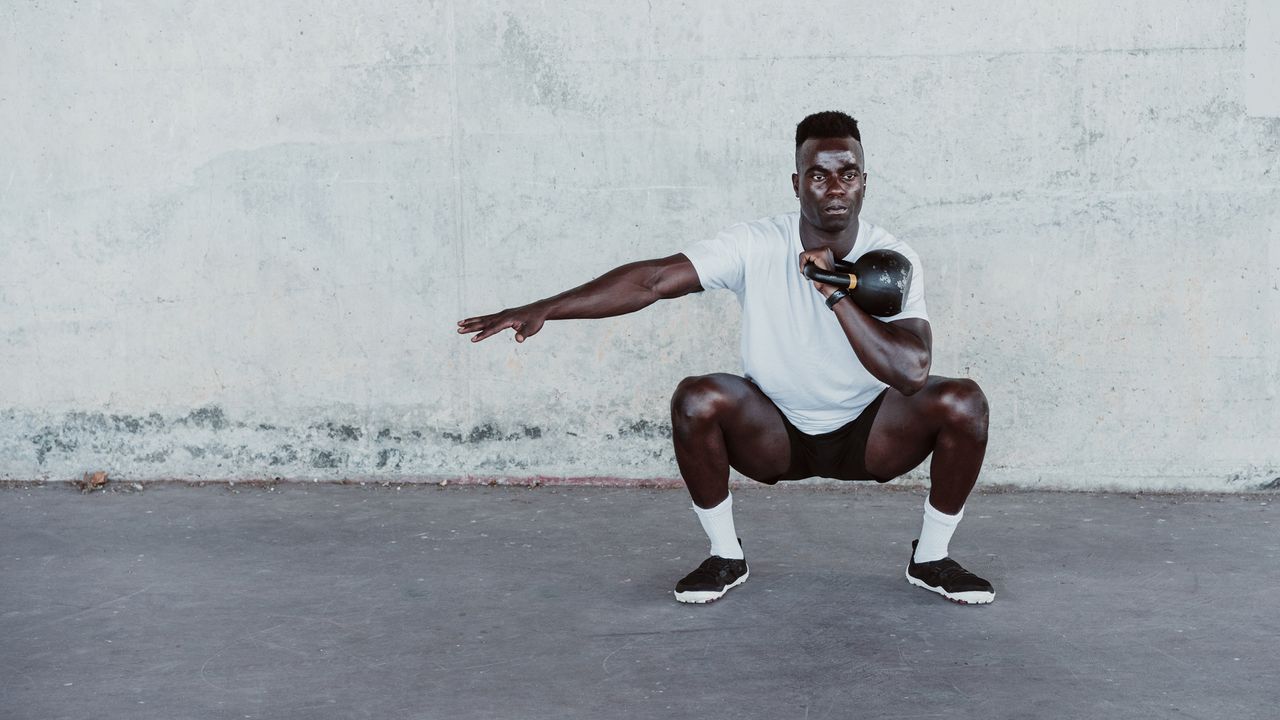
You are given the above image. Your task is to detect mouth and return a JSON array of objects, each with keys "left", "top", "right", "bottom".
[{"left": 822, "top": 205, "right": 849, "bottom": 215}]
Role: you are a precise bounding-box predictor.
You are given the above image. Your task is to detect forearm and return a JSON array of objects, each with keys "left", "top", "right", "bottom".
[{"left": 831, "top": 303, "right": 931, "bottom": 394}]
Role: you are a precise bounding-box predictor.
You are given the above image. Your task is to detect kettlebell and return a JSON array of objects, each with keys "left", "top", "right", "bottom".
[{"left": 802, "top": 249, "right": 913, "bottom": 317}]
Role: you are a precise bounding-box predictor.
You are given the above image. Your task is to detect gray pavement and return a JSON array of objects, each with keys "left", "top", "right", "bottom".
[{"left": 2, "top": 482, "right": 1277, "bottom": 720}]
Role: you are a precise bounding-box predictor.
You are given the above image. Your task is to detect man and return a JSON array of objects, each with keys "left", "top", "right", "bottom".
[{"left": 457, "top": 111, "right": 994, "bottom": 605}]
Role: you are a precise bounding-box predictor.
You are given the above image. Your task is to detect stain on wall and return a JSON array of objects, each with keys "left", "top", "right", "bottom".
[{"left": 4, "top": 405, "right": 679, "bottom": 482}]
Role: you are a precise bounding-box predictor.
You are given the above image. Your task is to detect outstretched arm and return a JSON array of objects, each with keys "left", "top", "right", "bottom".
[{"left": 457, "top": 253, "right": 702, "bottom": 343}]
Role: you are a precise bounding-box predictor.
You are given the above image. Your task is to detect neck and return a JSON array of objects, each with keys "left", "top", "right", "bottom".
[{"left": 799, "top": 216, "right": 860, "bottom": 259}]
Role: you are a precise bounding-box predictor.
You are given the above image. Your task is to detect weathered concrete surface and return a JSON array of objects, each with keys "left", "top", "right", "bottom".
[
  {"left": 2, "top": 483, "right": 1278, "bottom": 719},
  {"left": 2, "top": 2, "right": 1278, "bottom": 489},
  {"left": 1246, "top": 0, "right": 1280, "bottom": 116}
]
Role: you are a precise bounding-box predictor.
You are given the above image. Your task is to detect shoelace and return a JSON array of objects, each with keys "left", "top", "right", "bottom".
[
  {"left": 922, "top": 558, "right": 987, "bottom": 588},
  {"left": 693, "top": 556, "right": 739, "bottom": 579}
]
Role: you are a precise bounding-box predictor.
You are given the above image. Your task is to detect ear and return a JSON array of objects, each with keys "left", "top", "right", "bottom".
[{"left": 791, "top": 173, "right": 799, "bottom": 198}]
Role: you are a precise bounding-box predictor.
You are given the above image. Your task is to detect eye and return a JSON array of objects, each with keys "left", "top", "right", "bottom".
[
  {"left": 843, "top": 173, "right": 857, "bottom": 181},
  {"left": 811, "top": 173, "right": 825, "bottom": 182}
]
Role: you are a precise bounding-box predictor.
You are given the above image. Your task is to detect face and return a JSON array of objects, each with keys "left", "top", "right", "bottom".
[{"left": 792, "top": 136, "right": 867, "bottom": 232}]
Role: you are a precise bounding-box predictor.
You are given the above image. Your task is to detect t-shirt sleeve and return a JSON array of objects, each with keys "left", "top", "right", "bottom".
[
  {"left": 881, "top": 242, "right": 929, "bottom": 323},
  {"left": 681, "top": 223, "right": 749, "bottom": 293}
]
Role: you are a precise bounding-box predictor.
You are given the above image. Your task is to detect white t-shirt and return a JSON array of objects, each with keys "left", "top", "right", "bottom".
[{"left": 683, "top": 212, "right": 928, "bottom": 435}]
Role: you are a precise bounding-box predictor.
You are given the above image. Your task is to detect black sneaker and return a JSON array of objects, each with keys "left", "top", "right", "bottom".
[
  {"left": 674, "top": 545, "right": 749, "bottom": 604},
  {"left": 905, "top": 540, "right": 995, "bottom": 605}
]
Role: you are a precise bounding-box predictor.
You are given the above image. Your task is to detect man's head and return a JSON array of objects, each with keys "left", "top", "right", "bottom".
[{"left": 792, "top": 111, "right": 866, "bottom": 233}]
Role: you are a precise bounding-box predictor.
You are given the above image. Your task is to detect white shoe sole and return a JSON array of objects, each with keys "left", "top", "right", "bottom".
[
  {"left": 673, "top": 569, "right": 749, "bottom": 604},
  {"left": 906, "top": 570, "right": 995, "bottom": 605}
]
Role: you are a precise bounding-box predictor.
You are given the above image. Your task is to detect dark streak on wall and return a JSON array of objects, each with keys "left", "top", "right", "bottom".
[{"left": 17, "top": 405, "right": 663, "bottom": 478}]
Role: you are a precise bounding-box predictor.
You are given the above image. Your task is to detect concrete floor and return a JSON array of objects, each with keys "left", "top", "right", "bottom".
[{"left": 1, "top": 482, "right": 1276, "bottom": 720}]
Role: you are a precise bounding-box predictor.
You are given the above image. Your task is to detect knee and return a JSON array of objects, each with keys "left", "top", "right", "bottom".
[
  {"left": 934, "top": 378, "right": 989, "bottom": 440},
  {"left": 671, "top": 375, "right": 732, "bottom": 426}
]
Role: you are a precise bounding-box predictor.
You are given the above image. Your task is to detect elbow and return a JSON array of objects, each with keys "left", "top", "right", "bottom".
[
  {"left": 897, "top": 377, "right": 927, "bottom": 397},
  {"left": 895, "top": 354, "right": 931, "bottom": 396},
  {"left": 638, "top": 265, "right": 670, "bottom": 300},
  {"left": 643, "top": 256, "right": 698, "bottom": 300},
  {"left": 652, "top": 282, "right": 681, "bottom": 301},
  {"left": 647, "top": 266, "right": 686, "bottom": 300}
]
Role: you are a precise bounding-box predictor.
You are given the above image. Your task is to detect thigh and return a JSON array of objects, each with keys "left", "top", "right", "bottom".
[
  {"left": 862, "top": 376, "right": 951, "bottom": 480},
  {"left": 696, "top": 373, "right": 794, "bottom": 483}
]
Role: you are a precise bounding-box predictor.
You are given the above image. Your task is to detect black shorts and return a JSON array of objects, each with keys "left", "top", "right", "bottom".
[{"left": 776, "top": 388, "right": 890, "bottom": 482}]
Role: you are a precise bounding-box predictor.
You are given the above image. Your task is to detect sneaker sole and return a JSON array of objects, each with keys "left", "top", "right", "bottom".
[
  {"left": 905, "top": 570, "right": 995, "bottom": 605},
  {"left": 673, "top": 570, "right": 749, "bottom": 604}
]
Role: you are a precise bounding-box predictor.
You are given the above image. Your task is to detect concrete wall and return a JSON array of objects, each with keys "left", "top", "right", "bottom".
[{"left": 2, "top": 1, "right": 1277, "bottom": 490}]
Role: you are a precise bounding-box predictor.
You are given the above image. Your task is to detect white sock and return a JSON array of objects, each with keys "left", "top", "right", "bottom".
[
  {"left": 692, "top": 493, "right": 744, "bottom": 560},
  {"left": 914, "top": 498, "right": 963, "bottom": 563}
]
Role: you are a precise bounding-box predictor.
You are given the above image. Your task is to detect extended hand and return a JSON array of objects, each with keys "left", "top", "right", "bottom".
[
  {"left": 798, "top": 248, "right": 838, "bottom": 297},
  {"left": 457, "top": 305, "right": 547, "bottom": 343}
]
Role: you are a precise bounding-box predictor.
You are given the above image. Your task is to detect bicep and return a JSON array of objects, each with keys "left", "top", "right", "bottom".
[{"left": 650, "top": 253, "right": 704, "bottom": 298}]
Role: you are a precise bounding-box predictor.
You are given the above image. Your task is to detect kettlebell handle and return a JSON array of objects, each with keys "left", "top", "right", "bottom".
[{"left": 801, "top": 249, "right": 913, "bottom": 317}]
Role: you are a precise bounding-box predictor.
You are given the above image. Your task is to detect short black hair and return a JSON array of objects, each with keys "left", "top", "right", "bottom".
[{"left": 795, "top": 111, "right": 861, "bottom": 146}]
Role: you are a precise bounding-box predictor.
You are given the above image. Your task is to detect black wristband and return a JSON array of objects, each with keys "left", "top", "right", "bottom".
[{"left": 825, "top": 289, "right": 849, "bottom": 310}]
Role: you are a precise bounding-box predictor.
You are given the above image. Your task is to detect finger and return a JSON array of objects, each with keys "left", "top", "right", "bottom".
[
  {"left": 459, "top": 315, "right": 492, "bottom": 327},
  {"left": 472, "top": 326, "right": 501, "bottom": 342},
  {"left": 459, "top": 313, "right": 500, "bottom": 327},
  {"left": 458, "top": 316, "right": 496, "bottom": 332},
  {"left": 470, "top": 324, "right": 503, "bottom": 342},
  {"left": 478, "top": 319, "right": 523, "bottom": 342}
]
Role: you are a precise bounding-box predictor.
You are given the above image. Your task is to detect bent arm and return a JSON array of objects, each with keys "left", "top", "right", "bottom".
[
  {"left": 457, "top": 253, "right": 703, "bottom": 342},
  {"left": 798, "top": 248, "right": 931, "bottom": 394},
  {"left": 832, "top": 308, "right": 932, "bottom": 395}
]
